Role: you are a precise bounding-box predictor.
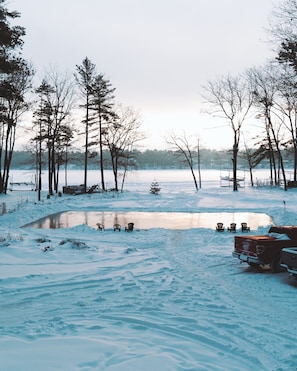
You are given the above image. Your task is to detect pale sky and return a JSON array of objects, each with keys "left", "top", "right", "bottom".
[{"left": 11, "top": 0, "right": 279, "bottom": 150}]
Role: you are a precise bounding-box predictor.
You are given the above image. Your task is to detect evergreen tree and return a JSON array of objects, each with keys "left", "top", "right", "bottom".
[
  {"left": 90, "top": 73, "right": 116, "bottom": 190},
  {"left": 150, "top": 180, "right": 161, "bottom": 194},
  {"left": 33, "top": 80, "right": 54, "bottom": 201},
  {"left": 0, "top": 0, "right": 33, "bottom": 193},
  {"left": 75, "top": 57, "right": 96, "bottom": 193}
]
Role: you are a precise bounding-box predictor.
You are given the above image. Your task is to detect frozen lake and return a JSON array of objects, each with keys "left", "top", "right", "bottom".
[{"left": 9, "top": 168, "right": 274, "bottom": 193}]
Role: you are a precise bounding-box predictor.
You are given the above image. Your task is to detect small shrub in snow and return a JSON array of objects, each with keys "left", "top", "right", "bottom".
[
  {"left": 43, "top": 246, "right": 55, "bottom": 252},
  {"left": 59, "top": 238, "right": 89, "bottom": 249},
  {"left": 0, "top": 233, "right": 24, "bottom": 246},
  {"left": 36, "top": 237, "right": 51, "bottom": 244}
]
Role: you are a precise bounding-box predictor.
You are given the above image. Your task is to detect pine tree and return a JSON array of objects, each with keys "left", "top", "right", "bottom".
[
  {"left": 0, "top": 1, "right": 33, "bottom": 193},
  {"left": 89, "top": 73, "right": 116, "bottom": 191},
  {"left": 75, "top": 57, "right": 97, "bottom": 193},
  {"left": 150, "top": 180, "right": 161, "bottom": 194}
]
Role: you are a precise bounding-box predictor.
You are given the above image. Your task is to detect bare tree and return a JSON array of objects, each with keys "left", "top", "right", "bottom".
[
  {"left": 267, "top": 0, "right": 297, "bottom": 186},
  {"left": 32, "top": 69, "right": 75, "bottom": 198},
  {"left": 203, "top": 74, "right": 253, "bottom": 191},
  {"left": 241, "top": 134, "right": 267, "bottom": 187},
  {"left": 45, "top": 68, "right": 75, "bottom": 194},
  {"left": 275, "top": 64, "right": 297, "bottom": 182},
  {"left": 269, "top": 0, "right": 297, "bottom": 45},
  {"left": 167, "top": 132, "right": 199, "bottom": 191},
  {"left": 247, "top": 64, "right": 288, "bottom": 189},
  {"left": 33, "top": 70, "right": 75, "bottom": 195},
  {"left": 104, "top": 104, "right": 145, "bottom": 191}
]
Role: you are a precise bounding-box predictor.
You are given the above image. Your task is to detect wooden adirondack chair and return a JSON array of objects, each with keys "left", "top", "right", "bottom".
[
  {"left": 125, "top": 222, "right": 134, "bottom": 232},
  {"left": 241, "top": 222, "right": 250, "bottom": 232},
  {"left": 216, "top": 222, "right": 225, "bottom": 232},
  {"left": 113, "top": 223, "right": 121, "bottom": 231},
  {"left": 96, "top": 223, "right": 104, "bottom": 231},
  {"left": 228, "top": 223, "right": 236, "bottom": 232}
]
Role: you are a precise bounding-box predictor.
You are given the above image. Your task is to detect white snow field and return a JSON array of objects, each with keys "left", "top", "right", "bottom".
[{"left": 0, "top": 169, "right": 297, "bottom": 371}]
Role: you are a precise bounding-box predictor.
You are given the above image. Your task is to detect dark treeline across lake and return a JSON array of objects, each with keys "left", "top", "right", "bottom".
[{"left": 11, "top": 149, "right": 278, "bottom": 170}]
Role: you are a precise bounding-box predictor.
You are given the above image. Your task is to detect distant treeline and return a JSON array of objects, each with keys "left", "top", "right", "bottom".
[{"left": 10, "top": 149, "right": 279, "bottom": 170}]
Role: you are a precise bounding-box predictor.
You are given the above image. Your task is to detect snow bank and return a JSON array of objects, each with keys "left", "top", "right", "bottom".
[{"left": 0, "top": 179, "right": 297, "bottom": 370}]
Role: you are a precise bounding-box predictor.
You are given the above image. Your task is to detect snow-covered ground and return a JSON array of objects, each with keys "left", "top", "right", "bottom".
[{"left": 1, "top": 170, "right": 297, "bottom": 371}]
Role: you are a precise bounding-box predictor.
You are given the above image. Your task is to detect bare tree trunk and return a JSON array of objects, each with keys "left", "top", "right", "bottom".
[
  {"left": 84, "top": 102, "right": 89, "bottom": 193},
  {"left": 267, "top": 115, "right": 287, "bottom": 190},
  {"left": 197, "top": 139, "right": 202, "bottom": 189},
  {"left": 167, "top": 133, "right": 198, "bottom": 191},
  {"left": 232, "top": 138, "right": 239, "bottom": 191},
  {"left": 99, "top": 115, "right": 105, "bottom": 191}
]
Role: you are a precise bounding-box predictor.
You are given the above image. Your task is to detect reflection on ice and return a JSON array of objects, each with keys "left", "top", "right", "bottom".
[{"left": 22, "top": 211, "right": 273, "bottom": 230}]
